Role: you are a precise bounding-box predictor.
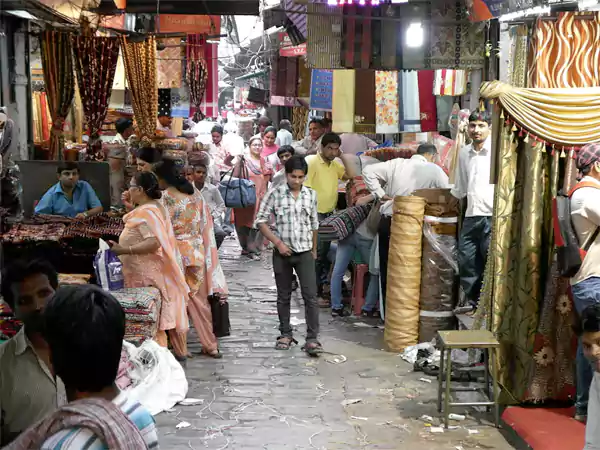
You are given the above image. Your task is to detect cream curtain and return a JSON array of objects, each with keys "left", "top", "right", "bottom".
[{"left": 480, "top": 80, "right": 600, "bottom": 145}]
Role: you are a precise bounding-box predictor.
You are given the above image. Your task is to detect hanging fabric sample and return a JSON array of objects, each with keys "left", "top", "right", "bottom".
[
  {"left": 528, "top": 12, "right": 600, "bottom": 88},
  {"left": 186, "top": 34, "right": 208, "bottom": 121},
  {"left": 341, "top": 4, "right": 373, "bottom": 69},
  {"left": 309, "top": 69, "right": 333, "bottom": 111},
  {"left": 377, "top": 5, "right": 402, "bottom": 70},
  {"left": 270, "top": 56, "right": 298, "bottom": 106},
  {"left": 354, "top": 70, "right": 376, "bottom": 134},
  {"left": 417, "top": 70, "right": 437, "bottom": 132},
  {"left": 398, "top": 71, "right": 421, "bottom": 133},
  {"left": 375, "top": 71, "right": 399, "bottom": 134},
  {"left": 433, "top": 69, "right": 468, "bottom": 96},
  {"left": 198, "top": 42, "right": 218, "bottom": 119},
  {"left": 156, "top": 38, "right": 182, "bottom": 89},
  {"left": 306, "top": 4, "right": 342, "bottom": 69},
  {"left": 297, "top": 58, "right": 311, "bottom": 99},
  {"left": 332, "top": 70, "right": 356, "bottom": 133}
]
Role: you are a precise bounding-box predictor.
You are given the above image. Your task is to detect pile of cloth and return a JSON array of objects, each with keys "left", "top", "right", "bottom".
[
  {"left": 111, "top": 287, "right": 161, "bottom": 343},
  {"left": 0, "top": 301, "right": 21, "bottom": 341},
  {"left": 58, "top": 274, "right": 91, "bottom": 286},
  {"left": 1, "top": 223, "right": 66, "bottom": 244}
]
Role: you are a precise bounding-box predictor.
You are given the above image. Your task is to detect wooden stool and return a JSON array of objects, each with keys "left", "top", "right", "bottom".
[{"left": 437, "top": 330, "right": 501, "bottom": 428}]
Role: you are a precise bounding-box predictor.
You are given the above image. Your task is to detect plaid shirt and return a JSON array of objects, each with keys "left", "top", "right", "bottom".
[{"left": 255, "top": 184, "right": 319, "bottom": 253}]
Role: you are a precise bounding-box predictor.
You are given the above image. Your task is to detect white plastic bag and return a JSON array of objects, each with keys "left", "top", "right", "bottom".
[
  {"left": 94, "top": 239, "right": 124, "bottom": 291},
  {"left": 121, "top": 340, "right": 188, "bottom": 415}
]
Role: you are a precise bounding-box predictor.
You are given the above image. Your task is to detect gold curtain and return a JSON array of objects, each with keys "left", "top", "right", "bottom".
[
  {"left": 121, "top": 36, "right": 158, "bottom": 138},
  {"left": 529, "top": 12, "right": 600, "bottom": 89},
  {"left": 481, "top": 80, "right": 600, "bottom": 146}
]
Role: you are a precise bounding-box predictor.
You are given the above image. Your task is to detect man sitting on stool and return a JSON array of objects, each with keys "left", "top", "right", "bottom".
[{"left": 34, "top": 162, "right": 103, "bottom": 219}]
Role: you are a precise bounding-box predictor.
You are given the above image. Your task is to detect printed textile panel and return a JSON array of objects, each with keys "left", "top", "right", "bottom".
[
  {"left": 112, "top": 287, "right": 161, "bottom": 311},
  {"left": 157, "top": 38, "right": 183, "bottom": 89}
]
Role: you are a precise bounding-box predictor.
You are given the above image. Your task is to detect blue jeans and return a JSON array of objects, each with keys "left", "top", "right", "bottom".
[
  {"left": 458, "top": 216, "right": 491, "bottom": 307},
  {"left": 572, "top": 276, "right": 600, "bottom": 416},
  {"left": 331, "top": 232, "right": 379, "bottom": 312}
]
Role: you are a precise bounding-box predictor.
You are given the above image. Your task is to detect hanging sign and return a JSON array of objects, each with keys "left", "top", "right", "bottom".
[
  {"left": 158, "top": 15, "right": 221, "bottom": 38},
  {"left": 279, "top": 32, "right": 307, "bottom": 57},
  {"left": 310, "top": 69, "right": 333, "bottom": 111}
]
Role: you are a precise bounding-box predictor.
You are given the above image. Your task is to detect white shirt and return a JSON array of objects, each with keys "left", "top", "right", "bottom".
[
  {"left": 276, "top": 129, "right": 293, "bottom": 147},
  {"left": 362, "top": 154, "right": 450, "bottom": 217},
  {"left": 451, "top": 137, "right": 494, "bottom": 217},
  {"left": 586, "top": 372, "right": 600, "bottom": 449},
  {"left": 340, "top": 133, "right": 377, "bottom": 155},
  {"left": 570, "top": 176, "right": 600, "bottom": 285}
]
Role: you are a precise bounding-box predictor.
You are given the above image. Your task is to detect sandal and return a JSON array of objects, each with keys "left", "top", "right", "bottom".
[
  {"left": 302, "top": 341, "right": 324, "bottom": 357},
  {"left": 275, "top": 336, "right": 298, "bottom": 350},
  {"left": 204, "top": 350, "right": 223, "bottom": 359}
]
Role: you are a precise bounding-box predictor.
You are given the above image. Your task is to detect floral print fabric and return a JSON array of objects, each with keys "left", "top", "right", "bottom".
[{"left": 375, "top": 71, "right": 399, "bottom": 134}]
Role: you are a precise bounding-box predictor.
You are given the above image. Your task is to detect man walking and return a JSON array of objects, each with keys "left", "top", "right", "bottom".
[
  {"left": 304, "top": 132, "right": 354, "bottom": 307},
  {"left": 570, "top": 143, "right": 600, "bottom": 422},
  {"left": 256, "top": 155, "right": 323, "bottom": 356},
  {"left": 451, "top": 110, "right": 494, "bottom": 312}
]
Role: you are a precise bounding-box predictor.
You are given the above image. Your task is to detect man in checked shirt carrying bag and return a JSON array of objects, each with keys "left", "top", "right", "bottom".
[{"left": 255, "top": 155, "right": 323, "bottom": 356}]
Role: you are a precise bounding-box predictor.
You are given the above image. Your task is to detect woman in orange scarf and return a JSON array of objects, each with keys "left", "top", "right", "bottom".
[
  {"left": 109, "top": 171, "right": 189, "bottom": 360},
  {"left": 154, "top": 160, "right": 227, "bottom": 358}
]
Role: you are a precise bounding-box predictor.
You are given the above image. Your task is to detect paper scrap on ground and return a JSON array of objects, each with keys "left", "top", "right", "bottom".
[
  {"left": 176, "top": 421, "right": 191, "bottom": 429},
  {"left": 468, "top": 429, "right": 479, "bottom": 435},
  {"left": 341, "top": 398, "right": 362, "bottom": 406},
  {"left": 420, "top": 415, "right": 434, "bottom": 422},
  {"left": 350, "top": 416, "right": 369, "bottom": 421},
  {"left": 430, "top": 426, "right": 444, "bottom": 433},
  {"left": 419, "top": 377, "right": 433, "bottom": 384},
  {"left": 448, "top": 413, "right": 465, "bottom": 421},
  {"left": 179, "top": 398, "right": 204, "bottom": 406},
  {"left": 325, "top": 354, "right": 347, "bottom": 364},
  {"left": 290, "top": 317, "right": 306, "bottom": 326}
]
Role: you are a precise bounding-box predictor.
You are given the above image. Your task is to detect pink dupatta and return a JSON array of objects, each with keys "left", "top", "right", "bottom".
[{"left": 123, "top": 203, "right": 190, "bottom": 333}]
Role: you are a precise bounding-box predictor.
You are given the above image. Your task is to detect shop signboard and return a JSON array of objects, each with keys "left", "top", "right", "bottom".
[
  {"left": 309, "top": 69, "right": 333, "bottom": 111},
  {"left": 279, "top": 32, "right": 307, "bottom": 57},
  {"left": 158, "top": 15, "right": 221, "bottom": 38}
]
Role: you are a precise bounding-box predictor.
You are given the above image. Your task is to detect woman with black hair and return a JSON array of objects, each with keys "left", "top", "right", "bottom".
[
  {"left": 109, "top": 171, "right": 190, "bottom": 361},
  {"left": 154, "top": 160, "right": 228, "bottom": 358}
]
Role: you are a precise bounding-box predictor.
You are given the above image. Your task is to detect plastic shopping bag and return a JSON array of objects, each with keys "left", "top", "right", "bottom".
[{"left": 94, "top": 238, "right": 124, "bottom": 291}]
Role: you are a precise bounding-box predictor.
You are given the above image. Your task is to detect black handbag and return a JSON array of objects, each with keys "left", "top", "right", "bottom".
[{"left": 209, "top": 295, "right": 231, "bottom": 338}]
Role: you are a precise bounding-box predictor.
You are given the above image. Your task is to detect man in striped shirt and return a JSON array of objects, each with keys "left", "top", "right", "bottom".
[{"left": 36, "top": 285, "right": 158, "bottom": 449}]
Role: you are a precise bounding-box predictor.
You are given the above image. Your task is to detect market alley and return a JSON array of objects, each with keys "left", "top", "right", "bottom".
[{"left": 155, "top": 239, "right": 512, "bottom": 450}]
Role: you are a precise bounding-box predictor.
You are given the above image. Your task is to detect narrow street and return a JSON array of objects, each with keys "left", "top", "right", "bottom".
[{"left": 156, "top": 239, "right": 513, "bottom": 449}]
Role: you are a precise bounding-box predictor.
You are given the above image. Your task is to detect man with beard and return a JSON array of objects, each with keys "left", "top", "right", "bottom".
[
  {"left": 34, "top": 162, "right": 103, "bottom": 218},
  {"left": 451, "top": 110, "right": 494, "bottom": 313},
  {"left": 0, "top": 259, "right": 66, "bottom": 446}
]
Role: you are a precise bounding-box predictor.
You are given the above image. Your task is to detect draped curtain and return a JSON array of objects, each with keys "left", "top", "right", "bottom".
[
  {"left": 121, "top": 36, "right": 158, "bottom": 138},
  {"left": 529, "top": 12, "right": 600, "bottom": 88},
  {"left": 40, "top": 31, "right": 75, "bottom": 160},
  {"left": 72, "top": 36, "right": 120, "bottom": 151},
  {"left": 186, "top": 34, "right": 208, "bottom": 122},
  {"left": 477, "top": 82, "right": 587, "bottom": 402}
]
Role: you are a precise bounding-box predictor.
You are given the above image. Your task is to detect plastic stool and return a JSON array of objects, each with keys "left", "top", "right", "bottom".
[{"left": 351, "top": 263, "right": 369, "bottom": 315}]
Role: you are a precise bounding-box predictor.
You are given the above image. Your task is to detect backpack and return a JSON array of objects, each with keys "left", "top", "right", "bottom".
[{"left": 553, "top": 181, "right": 600, "bottom": 277}]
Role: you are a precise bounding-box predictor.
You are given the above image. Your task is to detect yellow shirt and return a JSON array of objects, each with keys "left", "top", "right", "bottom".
[{"left": 305, "top": 153, "right": 346, "bottom": 214}]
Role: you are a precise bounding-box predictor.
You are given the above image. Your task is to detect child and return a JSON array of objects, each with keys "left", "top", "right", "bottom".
[
  {"left": 271, "top": 146, "right": 295, "bottom": 188},
  {"left": 578, "top": 304, "right": 600, "bottom": 449}
]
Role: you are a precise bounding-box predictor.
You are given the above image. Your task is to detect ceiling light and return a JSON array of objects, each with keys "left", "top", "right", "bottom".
[{"left": 406, "top": 22, "right": 424, "bottom": 48}]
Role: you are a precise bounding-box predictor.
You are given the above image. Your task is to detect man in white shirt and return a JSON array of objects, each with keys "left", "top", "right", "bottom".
[
  {"left": 276, "top": 120, "right": 293, "bottom": 147},
  {"left": 570, "top": 143, "right": 600, "bottom": 422},
  {"left": 109, "top": 119, "right": 134, "bottom": 206},
  {"left": 451, "top": 110, "right": 494, "bottom": 312},
  {"left": 576, "top": 304, "right": 600, "bottom": 449},
  {"left": 190, "top": 163, "right": 228, "bottom": 248},
  {"left": 362, "top": 143, "right": 449, "bottom": 302},
  {"left": 340, "top": 133, "right": 377, "bottom": 155}
]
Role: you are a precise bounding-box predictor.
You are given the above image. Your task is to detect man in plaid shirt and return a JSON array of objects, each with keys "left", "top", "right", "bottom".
[{"left": 255, "top": 156, "right": 323, "bottom": 356}]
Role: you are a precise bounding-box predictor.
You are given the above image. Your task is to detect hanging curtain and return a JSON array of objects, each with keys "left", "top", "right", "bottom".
[
  {"left": 40, "top": 30, "right": 75, "bottom": 160},
  {"left": 72, "top": 36, "right": 120, "bottom": 151},
  {"left": 186, "top": 34, "right": 208, "bottom": 122},
  {"left": 121, "top": 36, "right": 158, "bottom": 138},
  {"left": 529, "top": 12, "right": 600, "bottom": 88},
  {"left": 480, "top": 80, "right": 600, "bottom": 146}
]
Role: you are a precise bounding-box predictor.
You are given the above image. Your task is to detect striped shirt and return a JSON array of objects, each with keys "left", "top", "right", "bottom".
[
  {"left": 0, "top": 327, "right": 67, "bottom": 446},
  {"left": 255, "top": 184, "right": 319, "bottom": 253},
  {"left": 41, "top": 393, "right": 159, "bottom": 449}
]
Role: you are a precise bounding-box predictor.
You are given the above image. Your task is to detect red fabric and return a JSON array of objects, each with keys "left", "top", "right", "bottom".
[
  {"left": 187, "top": 38, "right": 218, "bottom": 120},
  {"left": 40, "top": 93, "right": 50, "bottom": 142},
  {"left": 502, "top": 406, "right": 584, "bottom": 450},
  {"left": 360, "top": 5, "right": 372, "bottom": 69},
  {"left": 344, "top": 5, "right": 356, "bottom": 69},
  {"left": 417, "top": 70, "right": 437, "bottom": 132}
]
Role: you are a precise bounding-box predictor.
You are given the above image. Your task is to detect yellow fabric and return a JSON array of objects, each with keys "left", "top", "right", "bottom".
[
  {"left": 332, "top": 70, "right": 355, "bottom": 133},
  {"left": 384, "top": 196, "right": 426, "bottom": 352},
  {"left": 476, "top": 122, "right": 555, "bottom": 402},
  {"left": 305, "top": 153, "right": 345, "bottom": 214},
  {"left": 480, "top": 80, "right": 600, "bottom": 145}
]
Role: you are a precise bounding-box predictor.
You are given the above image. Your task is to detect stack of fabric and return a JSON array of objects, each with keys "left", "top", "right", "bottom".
[
  {"left": 111, "top": 287, "right": 161, "bottom": 343},
  {"left": 58, "top": 274, "right": 91, "bottom": 286},
  {"left": 0, "top": 301, "right": 21, "bottom": 341},
  {"left": 1, "top": 223, "right": 66, "bottom": 244},
  {"left": 364, "top": 146, "right": 416, "bottom": 162}
]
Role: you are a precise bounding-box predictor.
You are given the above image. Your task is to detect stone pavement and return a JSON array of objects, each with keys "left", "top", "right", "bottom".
[{"left": 156, "top": 239, "right": 514, "bottom": 449}]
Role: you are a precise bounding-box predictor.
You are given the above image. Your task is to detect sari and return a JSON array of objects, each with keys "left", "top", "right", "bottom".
[
  {"left": 119, "top": 203, "right": 189, "bottom": 351},
  {"left": 261, "top": 143, "right": 279, "bottom": 169},
  {"left": 161, "top": 189, "right": 227, "bottom": 354}
]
